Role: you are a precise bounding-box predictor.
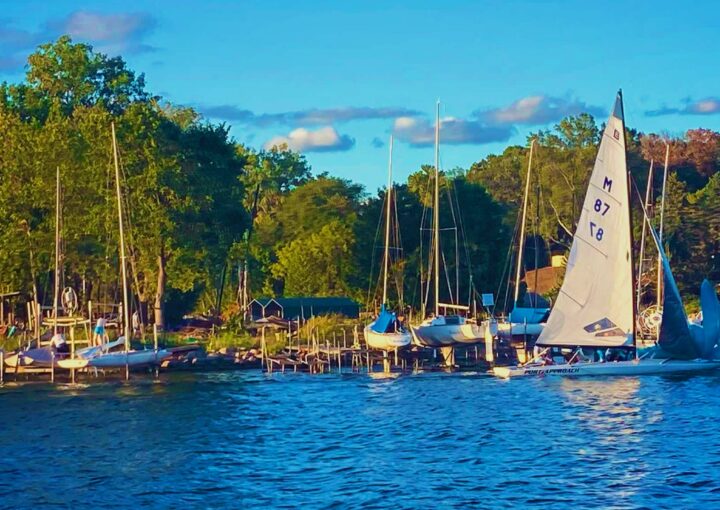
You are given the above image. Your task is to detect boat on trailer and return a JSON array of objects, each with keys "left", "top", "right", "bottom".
[{"left": 492, "top": 91, "right": 720, "bottom": 378}]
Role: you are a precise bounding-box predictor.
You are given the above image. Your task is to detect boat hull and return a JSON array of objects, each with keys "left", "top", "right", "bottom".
[
  {"left": 410, "top": 322, "right": 484, "bottom": 347},
  {"left": 492, "top": 358, "right": 720, "bottom": 378},
  {"left": 364, "top": 327, "right": 412, "bottom": 350},
  {"left": 4, "top": 348, "right": 87, "bottom": 369},
  {"left": 87, "top": 350, "right": 171, "bottom": 368},
  {"left": 497, "top": 322, "right": 545, "bottom": 339}
]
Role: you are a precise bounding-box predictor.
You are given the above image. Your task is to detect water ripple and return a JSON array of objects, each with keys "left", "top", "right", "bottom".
[{"left": 2, "top": 372, "right": 720, "bottom": 508}]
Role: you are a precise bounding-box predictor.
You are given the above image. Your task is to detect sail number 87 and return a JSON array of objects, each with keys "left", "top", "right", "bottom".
[
  {"left": 594, "top": 199, "right": 610, "bottom": 215},
  {"left": 590, "top": 221, "right": 604, "bottom": 241}
]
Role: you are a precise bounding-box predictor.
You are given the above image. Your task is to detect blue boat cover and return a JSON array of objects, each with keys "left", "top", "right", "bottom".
[
  {"left": 509, "top": 306, "right": 549, "bottom": 324},
  {"left": 370, "top": 304, "right": 397, "bottom": 334}
]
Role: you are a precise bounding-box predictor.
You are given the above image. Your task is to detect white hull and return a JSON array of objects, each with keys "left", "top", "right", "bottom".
[
  {"left": 497, "top": 322, "right": 544, "bottom": 338},
  {"left": 4, "top": 349, "right": 88, "bottom": 369},
  {"left": 411, "top": 321, "right": 485, "bottom": 347},
  {"left": 88, "top": 349, "right": 171, "bottom": 368},
  {"left": 492, "top": 358, "right": 720, "bottom": 378},
  {"left": 364, "top": 327, "right": 412, "bottom": 350}
]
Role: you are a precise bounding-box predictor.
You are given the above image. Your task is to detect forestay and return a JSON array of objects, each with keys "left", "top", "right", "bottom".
[{"left": 537, "top": 92, "right": 634, "bottom": 348}]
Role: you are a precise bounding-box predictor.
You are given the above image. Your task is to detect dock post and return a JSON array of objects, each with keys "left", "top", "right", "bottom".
[
  {"left": 261, "top": 327, "right": 266, "bottom": 373},
  {"left": 383, "top": 350, "right": 389, "bottom": 373},
  {"left": 366, "top": 350, "right": 371, "bottom": 372},
  {"left": 153, "top": 324, "right": 158, "bottom": 351},
  {"left": 50, "top": 351, "right": 55, "bottom": 384},
  {"left": 70, "top": 326, "right": 76, "bottom": 384},
  {"left": 1, "top": 350, "right": 4, "bottom": 384}
]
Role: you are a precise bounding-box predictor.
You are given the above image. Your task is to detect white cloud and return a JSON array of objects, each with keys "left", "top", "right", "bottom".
[
  {"left": 647, "top": 97, "right": 720, "bottom": 117},
  {"left": 60, "top": 11, "right": 157, "bottom": 54},
  {"left": 264, "top": 126, "right": 355, "bottom": 153},
  {"left": 392, "top": 116, "right": 514, "bottom": 147},
  {"left": 201, "top": 105, "right": 421, "bottom": 127},
  {"left": 476, "top": 95, "right": 604, "bottom": 125}
]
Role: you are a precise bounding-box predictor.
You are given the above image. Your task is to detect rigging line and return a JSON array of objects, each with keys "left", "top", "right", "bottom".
[
  {"left": 365, "top": 192, "right": 386, "bottom": 311},
  {"left": 440, "top": 248, "right": 455, "bottom": 306},
  {"left": 391, "top": 192, "right": 405, "bottom": 307},
  {"left": 498, "top": 207, "right": 523, "bottom": 313},
  {"left": 451, "top": 177, "right": 475, "bottom": 299},
  {"left": 419, "top": 168, "right": 434, "bottom": 316}
]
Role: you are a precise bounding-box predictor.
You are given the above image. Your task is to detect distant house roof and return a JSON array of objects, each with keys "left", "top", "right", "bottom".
[
  {"left": 248, "top": 296, "right": 360, "bottom": 319},
  {"left": 523, "top": 266, "right": 564, "bottom": 295}
]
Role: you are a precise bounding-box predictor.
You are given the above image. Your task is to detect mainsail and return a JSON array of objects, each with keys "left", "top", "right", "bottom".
[{"left": 537, "top": 92, "right": 635, "bottom": 348}]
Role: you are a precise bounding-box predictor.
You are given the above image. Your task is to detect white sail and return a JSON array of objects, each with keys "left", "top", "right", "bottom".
[{"left": 537, "top": 92, "right": 635, "bottom": 348}]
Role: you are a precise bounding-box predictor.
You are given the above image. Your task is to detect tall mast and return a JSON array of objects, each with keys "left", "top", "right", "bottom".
[
  {"left": 111, "top": 122, "right": 131, "bottom": 350},
  {"left": 433, "top": 100, "right": 440, "bottom": 317},
  {"left": 382, "top": 135, "right": 394, "bottom": 305},
  {"left": 616, "top": 90, "right": 638, "bottom": 349},
  {"left": 53, "top": 166, "right": 61, "bottom": 336},
  {"left": 514, "top": 139, "right": 535, "bottom": 306},
  {"left": 636, "top": 160, "right": 654, "bottom": 318},
  {"left": 657, "top": 141, "right": 670, "bottom": 309}
]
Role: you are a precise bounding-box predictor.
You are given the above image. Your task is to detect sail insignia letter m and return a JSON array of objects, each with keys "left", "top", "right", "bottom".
[{"left": 603, "top": 176, "right": 613, "bottom": 192}]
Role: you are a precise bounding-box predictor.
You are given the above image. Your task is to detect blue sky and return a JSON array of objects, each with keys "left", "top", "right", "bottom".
[{"left": 1, "top": 0, "right": 719, "bottom": 191}]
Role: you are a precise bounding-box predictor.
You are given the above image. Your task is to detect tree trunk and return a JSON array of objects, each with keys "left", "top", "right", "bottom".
[{"left": 154, "top": 245, "right": 166, "bottom": 329}]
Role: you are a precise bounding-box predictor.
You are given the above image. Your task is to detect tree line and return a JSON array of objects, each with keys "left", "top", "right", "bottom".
[{"left": 0, "top": 38, "right": 717, "bottom": 327}]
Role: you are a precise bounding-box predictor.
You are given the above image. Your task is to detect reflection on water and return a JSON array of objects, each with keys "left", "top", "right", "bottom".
[{"left": 1, "top": 372, "right": 720, "bottom": 508}]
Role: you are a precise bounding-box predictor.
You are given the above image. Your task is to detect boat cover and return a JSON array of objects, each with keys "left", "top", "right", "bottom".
[
  {"left": 509, "top": 307, "right": 549, "bottom": 324},
  {"left": 370, "top": 305, "right": 397, "bottom": 334}
]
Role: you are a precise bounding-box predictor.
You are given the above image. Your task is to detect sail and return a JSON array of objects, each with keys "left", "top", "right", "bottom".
[
  {"left": 700, "top": 279, "right": 720, "bottom": 350},
  {"left": 537, "top": 92, "right": 634, "bottom": 348},
  {"left": 655, "top": 250, "right": 699, "bottom": 359}
]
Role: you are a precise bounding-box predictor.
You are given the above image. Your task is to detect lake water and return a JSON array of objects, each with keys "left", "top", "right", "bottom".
[{"left": 2, "top": 370, "right": 720, "bottom": 509}]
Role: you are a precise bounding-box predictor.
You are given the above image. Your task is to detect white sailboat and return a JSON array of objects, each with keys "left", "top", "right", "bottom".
[
  {"left": 411, "top": 101, "right": 484, "bottom": 347},
  {"left": 80, "top": 122, "right": 170, "bottom": 369},
  {"left": 493, "top": 91, "right": 720, "bottom": 378},
  {"left": 497, "top": 139, "right": 549, "bottom": 339},
  {"left": 364, "top": 135, "right": 412, "bottom": 351}
]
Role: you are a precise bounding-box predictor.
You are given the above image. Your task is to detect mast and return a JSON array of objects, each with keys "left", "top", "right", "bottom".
[
  {"left": 433, "top": 100, "right": 440, "bottom": 317},
  {"left": 514, "top": 139, "right": 535, "bottom": 306},
  {"left": 657, "top": 141, "right": 670, "bottom": 309},
  {"left": 382, "top": 135, "right": 394, "bottom": 305},
  {"left": 53, "top": 166, "right": 61, "bottom": 336},
  {"left": 636, "top": 160, "right": 654, "bottom": 319},
  {"left": 111, "top": 122, "right": 131, "bottom": 351},
  {"left": 617, "top": 90, "right": 638, "bottom": 350}
]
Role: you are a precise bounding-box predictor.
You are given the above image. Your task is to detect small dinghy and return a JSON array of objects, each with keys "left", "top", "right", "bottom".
[
  {"left": 77, "top": 338, "right": 171, "bottom": 368},
  {"left": 86, "top": 349, "right": 171, "bottom": 368}
]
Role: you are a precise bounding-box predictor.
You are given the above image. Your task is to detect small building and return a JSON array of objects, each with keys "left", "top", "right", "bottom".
[{"left": 248, "top": 297, "right": 360, "bottom": 321}]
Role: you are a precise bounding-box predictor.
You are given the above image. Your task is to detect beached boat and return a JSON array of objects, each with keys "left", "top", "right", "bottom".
[
  {"left": 86, "top": 348, "right": 171, "bottom": 368},
  {"left": 4, "top": 348, "right": 88, "bottom": 369},
  {"left": 364, "top": 136, "right": 411, "bottom": 351},
  {"left": 75, "top": 337, "right": 171, "bottom": 367},
  {"left": 492, "top": 91, "right": 720, "bottom": 378}
]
